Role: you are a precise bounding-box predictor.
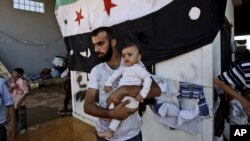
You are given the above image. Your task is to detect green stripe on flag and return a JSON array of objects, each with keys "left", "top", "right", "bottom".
[{"left": 55, "top": 0, "right": 78, "bottom": 11}]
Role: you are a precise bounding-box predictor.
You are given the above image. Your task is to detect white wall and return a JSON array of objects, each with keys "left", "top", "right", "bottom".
[
  {"left": 142, "top": 44, "right": 213, "bottom": 141},
  {"left": 71, "top": 71, "right": 97, "bottom": 126},
  {"left": 213, "top": 32, "right": 222, "bottom": 78}
]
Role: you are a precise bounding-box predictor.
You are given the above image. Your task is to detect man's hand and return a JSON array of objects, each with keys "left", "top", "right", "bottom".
[
  {"left": 107, "top": 86, "right": 142, "bottom": 107},
  {"left": 104, "top": 85, "right": 112, "bottom": 93},
  {"left": 107, "top": 87, "right": 127, "bottom": 107},
  {"left": 109, "top": 99, "right": 137, "bottom": 120}
]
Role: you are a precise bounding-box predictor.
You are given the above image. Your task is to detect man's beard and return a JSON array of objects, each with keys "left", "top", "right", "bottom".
[{"left": 98, "top": 43, "right": 113, "bottom": 62}]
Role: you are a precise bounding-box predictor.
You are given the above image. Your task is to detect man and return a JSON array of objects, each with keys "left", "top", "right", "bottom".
[
  {"left": 0, "top": 76, "right": 16, "bottom": 141},
  {"left": 84, "top": 27, "right": 161, "bottom": 141},
  {"left": 214, "top": 60, "right": 250, "bottom": 116}
]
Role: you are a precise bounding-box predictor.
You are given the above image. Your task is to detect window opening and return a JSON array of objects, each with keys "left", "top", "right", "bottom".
[{"left": 13, "top": 0, "right": 45, "bottom": 13}]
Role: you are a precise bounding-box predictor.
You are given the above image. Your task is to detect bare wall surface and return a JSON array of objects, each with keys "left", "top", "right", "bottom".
[{"left": 0, "top": 0, "right": 66, "bottom": 75}]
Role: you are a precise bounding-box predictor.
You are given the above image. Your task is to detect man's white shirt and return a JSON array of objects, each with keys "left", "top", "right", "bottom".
[{"left": 88, "top": 62, "right": 141, "bottom": 141}]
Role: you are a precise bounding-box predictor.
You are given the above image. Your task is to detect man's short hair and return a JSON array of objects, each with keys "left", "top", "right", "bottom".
[
  {"left": 14, "top": 68, "right": 24, "bottom": 76},
  {"left": 91, "top": 27, "right": 115, "bottom": 41}
]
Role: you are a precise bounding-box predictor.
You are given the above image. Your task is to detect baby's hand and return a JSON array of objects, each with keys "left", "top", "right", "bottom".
[
  {"left": 136, "top": 94, "right": 144, "bottom": 102},
  {"left": 104, "top": 85, "right": 112, "bottom": 93}
]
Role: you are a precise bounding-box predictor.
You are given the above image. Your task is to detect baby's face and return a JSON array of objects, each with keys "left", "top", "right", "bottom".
[{"left": 122, "top": 46, "right": 141, "bottom": 66}]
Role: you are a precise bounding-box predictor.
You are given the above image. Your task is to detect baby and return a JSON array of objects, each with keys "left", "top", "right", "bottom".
[{"left": 99, "top": 43, "right": 152, "bottom": 139}]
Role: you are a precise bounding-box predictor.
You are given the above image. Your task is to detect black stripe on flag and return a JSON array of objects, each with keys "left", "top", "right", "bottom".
[{"left": 64, "top": 0, "right": 227, "bottom": 72}]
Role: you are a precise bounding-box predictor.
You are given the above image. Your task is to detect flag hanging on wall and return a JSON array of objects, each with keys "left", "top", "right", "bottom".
[{"left": 55, "top": 0, "right": 227, "bottom": 72}]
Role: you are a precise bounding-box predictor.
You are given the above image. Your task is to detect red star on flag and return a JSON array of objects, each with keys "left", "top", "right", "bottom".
[
  {"left": 103, "top": 0, "right": 117, "bottom": 16},
  {"left": 75, "top": 8, "right": 84, "bottom": 25}
]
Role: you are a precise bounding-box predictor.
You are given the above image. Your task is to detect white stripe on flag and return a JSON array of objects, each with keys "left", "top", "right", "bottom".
[
  {"left": 56, "top": 0, "right": 174, "bottom": 37},
  {"left": 56, "top": 0, "right": 91, "bottom": 37}
]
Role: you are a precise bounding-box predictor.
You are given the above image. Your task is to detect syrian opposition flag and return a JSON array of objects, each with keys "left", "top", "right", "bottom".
[{"left": 55, "top": 0, "right": 227, "bottom": 72}]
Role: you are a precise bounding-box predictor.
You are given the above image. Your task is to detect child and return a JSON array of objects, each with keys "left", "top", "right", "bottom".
[
  {"left": 100, "top": 43, "right": 152, "bottom": 139},
  {"left": 9, "top": 68, "right": 29, "bottom": 132}
]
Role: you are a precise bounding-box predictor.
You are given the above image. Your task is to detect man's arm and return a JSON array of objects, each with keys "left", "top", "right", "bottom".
[
  {"left": 107, "top": 79, "right": 161, "bottom": 106},
  {"left": 146, "top": 80, "right": 161, "bottom": 98},
  {"left": 214, "top": 77, "right": 250, "bottom": 115},
  {"left": 6, "top": 105, "right": 16, "bottom": 141},
  {"left": 84, "top": 88, "right": 137, "bottom": 120}
]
